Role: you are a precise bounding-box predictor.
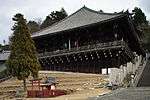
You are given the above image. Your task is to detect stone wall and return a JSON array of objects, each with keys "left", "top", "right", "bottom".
[{"left": 109, "top": 53, "right": 143, "bottom": 85}]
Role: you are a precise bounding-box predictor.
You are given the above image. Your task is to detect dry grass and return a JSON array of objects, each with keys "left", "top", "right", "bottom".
[{"left": 0, "top": 71, "right": 111, "bottom": 100}]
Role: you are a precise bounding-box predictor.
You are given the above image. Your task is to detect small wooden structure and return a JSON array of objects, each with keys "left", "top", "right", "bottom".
[
  {"left": 27, "top": 78, "right": 66, "bottom": 98},
  {"left": 27, "top": 78, "right": 42, "bottom": 97}
]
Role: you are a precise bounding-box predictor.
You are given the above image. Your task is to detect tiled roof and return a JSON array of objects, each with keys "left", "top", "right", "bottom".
[{"left": 32, "top": 6, "right": 125, "bottom": 38}]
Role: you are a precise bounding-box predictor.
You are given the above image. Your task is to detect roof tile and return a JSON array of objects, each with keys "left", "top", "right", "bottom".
[{"left": 32, "top": 6, "right": 124, "bottom": 37}]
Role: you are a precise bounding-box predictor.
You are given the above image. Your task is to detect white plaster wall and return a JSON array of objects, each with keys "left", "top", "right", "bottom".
[
  {"left": 108, "top": 68, "right": 111, "bottom": 74},
  {"left": 109, "top": 68, "right": 119, "bottom": 85},
  {"left": 102, "top": 68, "right": 111, "bottom": 74},
  {"left": 102, "top": 68, "right": 107, "bottom": 74},
  {"left": 127, "top": 62, "right": 132, "bottom": 73},
  {"left": 119, "top": 65, "right": 125, "bottom": 84},
  {"left": 123, "top": 66, "right": 127, "bottom": 78}
]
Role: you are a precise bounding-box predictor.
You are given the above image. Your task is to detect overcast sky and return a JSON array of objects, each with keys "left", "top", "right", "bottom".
[{"left": 0, "top": 0, "right": 150, "bottom": 44}]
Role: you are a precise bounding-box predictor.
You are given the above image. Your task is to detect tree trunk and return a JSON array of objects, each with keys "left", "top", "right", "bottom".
[{"left": 23, "top": 79, "right": 27, "bottom": 91}]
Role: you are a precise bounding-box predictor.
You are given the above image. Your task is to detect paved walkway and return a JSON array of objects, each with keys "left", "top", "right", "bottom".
[{"left": 89, "top": 87, "right": 150, "bottom": 100}]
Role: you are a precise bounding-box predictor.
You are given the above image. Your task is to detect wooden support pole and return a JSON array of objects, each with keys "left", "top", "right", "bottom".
[
  {"left": 69, "top": 39, "right": 71, "bottom": 50},
  {"left": 106, "top": 67, "right": 109, "bottom": 75}
]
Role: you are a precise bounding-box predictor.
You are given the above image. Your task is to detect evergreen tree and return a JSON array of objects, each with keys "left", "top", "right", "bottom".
[
  {"left": 40, "top": 8, "right": 68, "bottom": 29},
  {"left": 6, "top": 13, "right": 41, "bottom": 91},
  {"left": 27, "top": 21, "right": 40, "bottom": 34},
  {"left": 99, "top": 10, "right": 104, "bottom": 13},
  {"left": 132, "top": 7, "right": 148, "bottom": 26},
  {"left": 40, "top": 16, "right": 53, "bottom": 29},
  {"left": 59, "top": 8, "right": 68, "bottom": 19},
  {"left": 143, "top": 25, "right": 150, "bottom": 51},
  {"left": 131, "top": 7, "right": 150, "bottom": 50}
]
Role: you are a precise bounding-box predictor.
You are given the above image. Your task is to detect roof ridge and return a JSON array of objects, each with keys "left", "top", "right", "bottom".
[{"left": 84, "top": 6, "right": 123, "bottom": 15}]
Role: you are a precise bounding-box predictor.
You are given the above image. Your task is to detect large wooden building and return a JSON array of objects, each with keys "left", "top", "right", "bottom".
[{"left": 32, "top": 6, "right": 145, "bottom": 74}]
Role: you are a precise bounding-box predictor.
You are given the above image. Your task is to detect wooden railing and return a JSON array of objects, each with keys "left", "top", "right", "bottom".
[{"left": 38, "top": 40, "right": 127, "bottom": 58}]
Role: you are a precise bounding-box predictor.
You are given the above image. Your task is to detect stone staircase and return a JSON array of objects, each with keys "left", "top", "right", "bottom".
[{"left": 137, "top": 60, "right": 150, "bottom": 87}]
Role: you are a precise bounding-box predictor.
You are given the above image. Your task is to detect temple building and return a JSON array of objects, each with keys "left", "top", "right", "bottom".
[{"left": 32, "top": 6, "right": 145, "bottom": 74}]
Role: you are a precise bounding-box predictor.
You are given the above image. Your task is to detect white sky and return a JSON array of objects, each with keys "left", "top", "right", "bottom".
[{"left": 0, "top": 0, "right": 149, "bottom": 44}]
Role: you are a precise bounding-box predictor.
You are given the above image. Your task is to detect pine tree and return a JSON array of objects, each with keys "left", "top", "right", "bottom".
[
  {"left": 99, "top": 10, "right": 104, "bottom": 13},
  {"left": 132, "top": 7, "right": 148, "bottom": 26},
  {"left": 60, "top": 8, "right": 68, "bottom": 19},
  {"left": 40, "top": 8, "right": 68, "bottom": 29},
  {"left": 40, "top": 16, "right": 53, "bottom": 29},
  {"left": 7, "top": 13, "right": 41, "bottom": 91},
  {"left": 27, "top": 21, "right": 40, "bottom": 34}
]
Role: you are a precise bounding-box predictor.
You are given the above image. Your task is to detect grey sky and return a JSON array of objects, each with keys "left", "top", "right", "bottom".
[{"left": 0, "top": 0, "right": 149, "bottom": 44}]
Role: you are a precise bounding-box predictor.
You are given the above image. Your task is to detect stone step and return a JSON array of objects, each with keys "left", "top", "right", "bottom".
[{"left": 137, "top": 60, "right": 150, "bottom": 87}]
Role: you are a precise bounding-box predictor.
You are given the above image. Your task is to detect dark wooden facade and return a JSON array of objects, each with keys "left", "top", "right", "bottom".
[{"left": 32, "top": 7, "right": 145, "bottom": 73}]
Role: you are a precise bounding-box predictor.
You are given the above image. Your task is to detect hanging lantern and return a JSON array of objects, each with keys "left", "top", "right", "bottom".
[
  {"left": 116, "top": 54, "right": 118, "bottom": 56},
  {"left": 91, "top": 54, "right": 93, "bottom": 57},
  {"left": 97, "top": 54, "right": 100, "bottom": 59},
  {"left": 104, "top": 52, "right": 106, "bottom": 55},
  {"left": 85, "top": 55, "right": 87, "bottom": 58},
  {"left": 92, "top": 56, "right": 94, "bottom": 59},
  {"left": 86, "top": 57, "right": 88, "bottom": 60},
  {"left": 119, "top": 51, "right": 121, "bottom": 54},
  {"left": 114, "top": 33, "right": 118, "bottom": 39},
  {"left": 109, "top": 51, "right": 112, "bottom": 54}
]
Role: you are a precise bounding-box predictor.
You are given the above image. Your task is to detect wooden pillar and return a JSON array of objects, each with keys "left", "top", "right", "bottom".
[
  {"left": 77, "top": 63, "right": 79, "bottom": 72},
  {"left": 72, "top": 64, "right": 74, "bottom": 72},
  {"left": 98, "top": 65, "right": 101, "bottom": 74},
  {"left": 69, "top": 39, "right": 71, "bottom": 50},
  {"left": 93, "top": 63, "right": 95, "bottom": 73},
  {"left": 62, "top": 64, "right": 64, "bottom": 71},
  {"left": 106, "top": 67, "right": 109, "bottom": 75}
]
